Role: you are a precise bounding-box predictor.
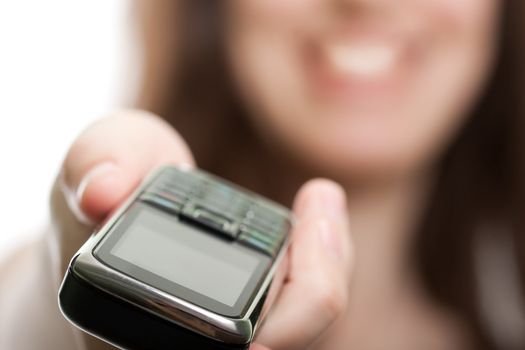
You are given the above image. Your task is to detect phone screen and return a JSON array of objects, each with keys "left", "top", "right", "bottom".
[{"left": 110, "top": 209, "right": 260, "bottom": 306}]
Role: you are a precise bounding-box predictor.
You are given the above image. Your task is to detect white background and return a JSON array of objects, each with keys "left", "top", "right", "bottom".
[{"left": 0, "top": 1, "right": 137, "bottom": 260}]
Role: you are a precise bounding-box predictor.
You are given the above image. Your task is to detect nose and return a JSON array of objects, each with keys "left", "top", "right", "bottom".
[{"left": 329, "top": 0, "right": 394, "bottom": 19}]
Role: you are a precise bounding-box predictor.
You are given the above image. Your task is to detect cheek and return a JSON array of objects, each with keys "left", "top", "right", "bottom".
[
  {"left": 434, "top": 0, "right": 496, "bottom": 24},
  {"left": 406, "top": 0, "right": 499, "bottom": 153},
  {"left": 226, "top": 0, "right": 318, "bottom": 130}
]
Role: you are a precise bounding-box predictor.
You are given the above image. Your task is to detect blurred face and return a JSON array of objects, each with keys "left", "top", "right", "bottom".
[{"left": 226, "top": 0, "right": 499, "bottom": 180}]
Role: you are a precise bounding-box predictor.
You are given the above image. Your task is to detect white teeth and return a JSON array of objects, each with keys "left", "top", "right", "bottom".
[{"left": 326, "top": 44, "right": 397, "bottom": 77}]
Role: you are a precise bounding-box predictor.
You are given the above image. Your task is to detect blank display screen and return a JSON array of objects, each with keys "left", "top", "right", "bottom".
[{"left": 109, "top": 210, "right": 260, "bottom": 307}]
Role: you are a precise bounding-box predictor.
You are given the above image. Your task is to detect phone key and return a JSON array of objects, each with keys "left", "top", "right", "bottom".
[
  {"left": 156, "top": 185, "right": 192, "bottom": 199},
  {"left": 196, "top": 191, "right": 227, "bottom": 206},
  {"left": 194, "top": 209, "right": 231, "bottom": 230},
  {"left": 157, "top": 173, "right": 201, "bottom": 193},
  {"left": 163, "top": 167, "right": 198, "bottom": 183},
  {"left": 205, "top": 199, "right": 244, "bottom": 222},
  {"left": 204, "top": 183, "right": 235, "bottom": 198},
  {"left": 144, "top": 183, "right": 189, "bottom": 203},
  {"left": 156, "top": 178, "right": 196, "bottom": 193},
  {"left": 191, "top": 200, "right": 239, "bottom": 224},
  {"left": 251, "top": 203, "right": 283, "bottom": 219},
  {"left": 239, "top": 225, "right": 279, "bottom": 246},
  {"left": 140, "top": 192, "right": 183, "bottom": 214},
  {"left": 242, "top": 217, "right": 284, "bottom": 238},
  {"left": 181, "top": 205, "right": 238, "bottom": 239},
  {"left": 249, "top": 203, "right": 285, "bottom": 220}
]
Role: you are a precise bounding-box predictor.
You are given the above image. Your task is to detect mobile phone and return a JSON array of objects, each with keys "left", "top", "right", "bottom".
[{"left": 58, "top": 165, "right": 292, "bottom": 350}]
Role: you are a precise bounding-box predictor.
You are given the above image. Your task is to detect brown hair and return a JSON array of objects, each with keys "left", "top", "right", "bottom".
[
  {"left": 136, "top": 1, "right": 525, "bottom": 348},
  {"left": 416, "top": 1, "right": 525, "bottom": 348}
]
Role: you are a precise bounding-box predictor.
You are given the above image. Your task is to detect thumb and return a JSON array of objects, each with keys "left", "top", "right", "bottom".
[
  {"left": 60, "top": 110, "right": 194, "bottom": 222},
  {"left": 49, "top": 110, "right": 194, "bottom": 277},
  {"left": 256, "top": 179, "right": 354, "bottom": 350}
]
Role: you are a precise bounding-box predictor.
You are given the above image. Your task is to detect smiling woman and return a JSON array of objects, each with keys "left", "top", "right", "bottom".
[
  {"left": 137, "top": 1, "right": 525, "bottom": 349},
  {"left": 1, "top": 0, "right": 525, "bottom": 349}
]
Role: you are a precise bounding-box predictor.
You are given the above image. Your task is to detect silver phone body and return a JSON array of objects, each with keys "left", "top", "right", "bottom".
[{"left": 60, "top": 165, "right": 292, "bottom": 347}]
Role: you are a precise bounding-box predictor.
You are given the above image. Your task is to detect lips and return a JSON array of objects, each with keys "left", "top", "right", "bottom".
[{"left": 303, "top": 32, "right": 416, "bottom": 104}]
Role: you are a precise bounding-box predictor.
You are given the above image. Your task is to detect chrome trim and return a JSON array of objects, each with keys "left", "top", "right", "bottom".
[
  {"left": 248, "top": 233, "right": 290, "bottom": 337},
  {"left": 64, "top": 164, "right": 292, "bottom": 345}
]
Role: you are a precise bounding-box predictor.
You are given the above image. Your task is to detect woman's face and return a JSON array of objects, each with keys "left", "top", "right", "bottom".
[{"left": 226, "top": 0, "right": 499, "bottom": 180}]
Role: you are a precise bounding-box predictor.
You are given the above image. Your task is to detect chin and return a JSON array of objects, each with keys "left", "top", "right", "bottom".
[{"left": 287, "top": 134, "right": 433, "bottom": 184}]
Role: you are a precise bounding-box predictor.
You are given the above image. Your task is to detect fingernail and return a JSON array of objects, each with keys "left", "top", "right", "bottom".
[
  {"left": 76, "top": 162, "right": 118, "bottom": 203},
  {"left": 60, "top": 162, "right": 118, "bottom": 225},
  {"left": 318, "top": 185, "right": 347, "bottom": 221},
  {"left": 318, "top": 219, "right": 343, "bottom": 261}
]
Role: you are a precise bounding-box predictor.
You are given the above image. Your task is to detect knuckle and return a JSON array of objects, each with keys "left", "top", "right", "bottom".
[
  {"left": 62, "top": 110, "right": 162, "bottom": 170},
  {"left": 61, "top": 109, "right": 194, "bottom": 188},
  {"left": 312, "top": 281, "right": 348, "bottom": 320}
]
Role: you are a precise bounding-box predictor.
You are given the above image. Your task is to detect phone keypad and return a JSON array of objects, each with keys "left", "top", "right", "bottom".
[{"left": 139, "top": 167, "right": 291, "bottom": 257}]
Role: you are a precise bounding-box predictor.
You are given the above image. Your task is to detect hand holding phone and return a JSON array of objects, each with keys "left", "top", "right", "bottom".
[
  {"left": 59, "top": 165, "right": 292, "bottom": 349},
  {"left": 52, "top": 111, "right": 353, "bottom": 350}
]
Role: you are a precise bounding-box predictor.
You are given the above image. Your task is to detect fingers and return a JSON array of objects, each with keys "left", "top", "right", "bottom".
[
  {"left": 256, "top": 179, "right": 354, "bottom": 350},
  {"left": 49, "top": 109, "right": 194, "bottom": 277}
]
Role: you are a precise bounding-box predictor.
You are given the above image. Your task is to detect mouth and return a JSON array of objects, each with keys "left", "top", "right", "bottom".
[
  {"left": 325, "top": 42, "right": 399, "bottom": 78},
  {"left": 303, "top": 31, "right": 418, "bottom": 105}
]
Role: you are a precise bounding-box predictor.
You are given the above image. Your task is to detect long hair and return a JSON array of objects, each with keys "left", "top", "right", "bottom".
[{"left": 136, "top": 1, "right": 525, "bottom": 348}]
